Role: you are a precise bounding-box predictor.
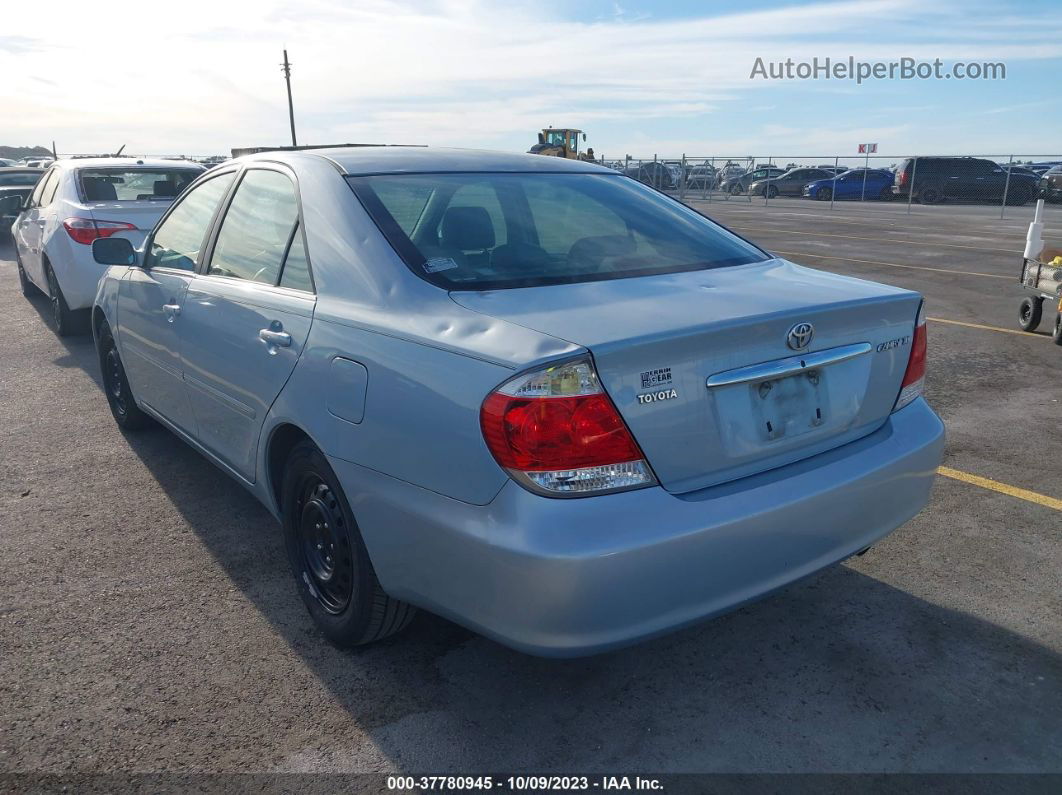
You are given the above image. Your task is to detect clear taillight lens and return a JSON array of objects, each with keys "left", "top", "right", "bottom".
[
  {"left": 480, "top": 356, "right": 656, "bottom": 497},
  {"left": 894, "top": 302, "right": 927, "bottom": 412}
]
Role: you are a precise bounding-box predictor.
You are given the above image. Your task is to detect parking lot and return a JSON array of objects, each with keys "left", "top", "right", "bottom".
[{"left": 1, "top": 196, "right": 1060, "bottom": 776}]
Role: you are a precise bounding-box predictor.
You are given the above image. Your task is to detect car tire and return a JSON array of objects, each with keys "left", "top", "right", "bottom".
[
  {"left": 728, "top": 184, "right": 742, "bottom": 195},
  {"left": 1019, "top": 297, "right": 1043, "bottom": 332},
  {"left": 919, "top": 185, "right": 943, "bottom": 204},
  {"left": 97, "top": 323, "right": 153, "bottom": 430},
  {"left": 44, "top": 262, "right": 79, "bottom": 336},
  {"left": 1053, "top": 312, "right": 1062, "bottom": 346},
  {"left": 879, "top": 186, "right": 893, "bottom": 201},
  {"left": 16, "top": 253, "right": 39, "bottom": 298},
  {"left": 281, "top": 440, "right": 416, "bottom": 648},
  {"left": 766, "top": 185, "right": 778, "bottom": 199},
  {"left": 817, "top": 188, "right": 832, "bottom": 201}
]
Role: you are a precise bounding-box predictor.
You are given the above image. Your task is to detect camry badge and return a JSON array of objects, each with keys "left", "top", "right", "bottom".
[{"left": 786, "top": 322, "right": 814, "bottom": 350}]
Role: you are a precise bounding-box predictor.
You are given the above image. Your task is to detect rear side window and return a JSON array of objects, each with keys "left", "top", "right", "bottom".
[
  {"left": 78, "top": 168, "right": 200, "bottom": 202},
  {"left": 208, "top": 169, "right": 300, "bottom": 286},
  {"left": 278, "top": 224, "right": 313, "bottom": 292},
  {"left": 41, "top": 171, "right": 62, "bottom": 206},
  {"left": 146, "top": 172, "right": 237, "bottom": 271},
  {"left": 29, "top": 169, "right": 56, "bottom": 205},
  {"left": 350, "top": 172, "right": 767, "bottom": 290}
]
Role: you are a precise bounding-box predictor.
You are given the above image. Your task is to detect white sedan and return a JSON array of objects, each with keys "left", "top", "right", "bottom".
[{"left": 12, "top": 157, "right": 203, "bottom": 334}]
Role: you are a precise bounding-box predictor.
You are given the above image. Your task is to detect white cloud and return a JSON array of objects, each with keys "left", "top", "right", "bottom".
[{"left": 1, "top": 0, "right": 1060, "bottom": 156}]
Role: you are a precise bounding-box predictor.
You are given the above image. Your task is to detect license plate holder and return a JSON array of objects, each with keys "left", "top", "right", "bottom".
[{"left": 750, "top": 369, "right": 827, "bottom": 441}]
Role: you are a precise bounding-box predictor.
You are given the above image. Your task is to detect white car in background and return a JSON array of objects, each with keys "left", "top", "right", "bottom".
[{"left": 12, "top": 158, "right": 204, "bottom": 334}]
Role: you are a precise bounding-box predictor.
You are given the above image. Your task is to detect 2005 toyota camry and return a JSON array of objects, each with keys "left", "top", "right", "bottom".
[{"left": 90, "top": 147, "right": 944, "bottom": 656}]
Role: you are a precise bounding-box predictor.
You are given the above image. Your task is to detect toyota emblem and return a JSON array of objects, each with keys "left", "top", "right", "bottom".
[{"left": 786, "top": 322, "right": 814, "bottom": 350}]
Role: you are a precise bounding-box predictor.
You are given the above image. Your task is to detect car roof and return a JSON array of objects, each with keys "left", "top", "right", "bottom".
[
  {"left": 55, "top": 157, "right": 205, "bottom": 171},
  {"left": 258, "top": 146, "right": 613, "bottom": 176},
  {"left": 0, "top": 166, "right": 44, "bottom": 173}
]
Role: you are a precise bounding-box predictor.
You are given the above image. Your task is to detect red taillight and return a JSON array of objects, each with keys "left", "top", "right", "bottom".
[
  {"left": 63, "top": 217, "right": 136, "bottom": 245},
  {"left": 480, "top": 357, "right": 655, "bottom": 496},
  {"left": 482, "top": 392, "right": 642, "bottom": 471},
  {"left": 899, "top": 170, "right": 909, "bottom": 189},
  {"left": 894, "top": 303, "right": 927, "bottom": 411}
]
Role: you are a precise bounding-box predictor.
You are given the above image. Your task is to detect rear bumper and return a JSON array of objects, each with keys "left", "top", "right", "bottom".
[{"left": 333, "top": 398, "right": 945, "bottom": 657}]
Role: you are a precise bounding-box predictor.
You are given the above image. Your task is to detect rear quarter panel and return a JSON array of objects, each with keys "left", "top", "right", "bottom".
[{"left": 265, "top": 306, "right": 516, "bottom": 506}]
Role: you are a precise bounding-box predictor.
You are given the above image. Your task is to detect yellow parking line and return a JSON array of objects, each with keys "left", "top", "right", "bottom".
[
  {"left": 938, "top": 466, "right": 1062, "bottom": 511},
  {"left": 927, "top": 317, "right": 1044, "bottom": 337},
  {"left": 730, "top": 225, "right": 1014, "bottom": 253},
  {"left": 771, "top": 249, "right": 1010, "bottom": 279}
]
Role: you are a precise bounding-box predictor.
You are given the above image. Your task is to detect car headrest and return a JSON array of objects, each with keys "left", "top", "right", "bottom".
[
  {"left": 83, "top": 178, "right": 117, "bottom": 201},
  {"left": 153, "top": 180, "right": 177, "bottom": 197},
  {"left": 441, "top": 206, "right": 495, "bottom": 251}
]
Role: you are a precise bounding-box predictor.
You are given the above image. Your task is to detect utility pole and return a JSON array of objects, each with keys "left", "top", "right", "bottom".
[{"left": 281, "top": 49, "right": 297, "bottom": 147}]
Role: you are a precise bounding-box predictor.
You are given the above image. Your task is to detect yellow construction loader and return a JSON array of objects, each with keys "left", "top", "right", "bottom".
[{"left": 528, "top": 127, "right": 596, "bottom": 161}]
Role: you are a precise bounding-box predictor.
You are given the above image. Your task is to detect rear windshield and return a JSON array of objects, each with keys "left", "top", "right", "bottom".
[
  {"left": 77, "top": 168, "right": 201, "bottom": 202},
  {"left": 349, "top": 172, "right": 767, "bottom": 290}
]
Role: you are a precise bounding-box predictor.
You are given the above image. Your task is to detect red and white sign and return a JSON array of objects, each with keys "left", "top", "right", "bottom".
[{"left": 858, "top": 143, "right": 878, "bottom": 154}]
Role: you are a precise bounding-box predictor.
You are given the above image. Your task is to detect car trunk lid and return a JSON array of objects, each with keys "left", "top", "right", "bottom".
[
  {"left": 86, "top": 200, "right": 174, "bottom": 247},
  {"left": 452, "top": 259, "right": 922, "bottom": 493}
]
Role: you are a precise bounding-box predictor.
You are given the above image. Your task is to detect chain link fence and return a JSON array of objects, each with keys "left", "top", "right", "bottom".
[{"left": 601, "top": 154, "right": 1062, "bottom": 221}]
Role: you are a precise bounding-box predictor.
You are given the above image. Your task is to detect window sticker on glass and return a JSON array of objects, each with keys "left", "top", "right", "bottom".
[{"left": 424, "top": 257, "right": 459, "bottom": 273}]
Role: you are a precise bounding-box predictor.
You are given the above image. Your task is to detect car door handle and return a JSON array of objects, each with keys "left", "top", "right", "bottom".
[
  {"left": 162, "top": 303, "right": 181, "bottom": 321},
  {"left": 259, "top": 329, "right": 292, "bottom": 347}
]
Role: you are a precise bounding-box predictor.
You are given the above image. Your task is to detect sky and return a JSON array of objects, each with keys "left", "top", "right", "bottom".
[{"left": 2, "top": 0, "right": 1061, "bottom": 162}]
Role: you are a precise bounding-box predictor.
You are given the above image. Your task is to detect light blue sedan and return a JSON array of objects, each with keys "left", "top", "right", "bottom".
[{"left": 90, "top": 147, "right": 944, "bottom": 656}]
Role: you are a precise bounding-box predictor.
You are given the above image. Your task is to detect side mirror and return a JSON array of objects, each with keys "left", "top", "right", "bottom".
[
  {"left": 92, "top": 237, "right": 137, "bottom": 266},
  {"left": 583, "top": 133, "right": 587, "bottom": 142}
]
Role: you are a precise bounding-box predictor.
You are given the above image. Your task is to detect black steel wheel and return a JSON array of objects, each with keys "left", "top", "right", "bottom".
[
  {"left": 281, "top": 440, "right": 415, "bottom": 647},
  {"left": 1019, "top": 297, "right": 1043, "bottom": 332},
  {"left": 293, "top": 477, "right": 354, "bottom": 615},
  {"left": 97, "top": 324, "right": 152, "bottom": 430}
]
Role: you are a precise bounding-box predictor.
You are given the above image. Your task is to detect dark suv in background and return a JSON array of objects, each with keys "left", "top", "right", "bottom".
[{"left": 892, "top": 157, "right": 1039, "bottom": 205}]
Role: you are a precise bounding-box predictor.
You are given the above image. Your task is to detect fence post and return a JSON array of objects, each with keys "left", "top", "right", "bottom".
[
  {"left": 708, "top": 157, "right": 714, "bottom": 202},
  {"left": 906, "top": 157, "right": 918, "bottom": 215},
  {"left": 764, "top": 156, "right": 772, "bottom": 206},
  {"left": 1000, "top": 154, "right": 1014, "bottom": 220},
  {"left": 653, "top": 153, "right": 658, "bottom": 190},
  {"left": 680, "top": 153, "right": 687, "bottom": 201},
  {"left": 830, "top": 155, "right": 838, "bottom": 211}
]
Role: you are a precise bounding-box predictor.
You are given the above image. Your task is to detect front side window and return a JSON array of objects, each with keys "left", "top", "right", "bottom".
[
  {"left": 78, "top": 168, "right": 201, "bottom": 202},
  {"left": 208, "top": 169, "right": 300, "bottom": 285},
  {"left": 351, "top": 172, "right": 766, "bottom": 290},
  {"left": 146, "top": 171, "right": 237, "bottom": 271}
]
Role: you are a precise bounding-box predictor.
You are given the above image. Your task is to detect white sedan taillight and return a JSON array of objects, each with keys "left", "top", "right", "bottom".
[
  {"left": 480, "top": 356, "right": 656, "bottom": 497},
  {"left": 893, "top": 302, "right": 927, "bottom": 412},
  {"left": 63, "top": 217, "right": 136, "bottom": 245}
]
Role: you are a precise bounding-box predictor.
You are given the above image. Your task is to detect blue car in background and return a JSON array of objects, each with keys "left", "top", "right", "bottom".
[{"left": 804, "top": 168, "right": 895, "bottom": 201}]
